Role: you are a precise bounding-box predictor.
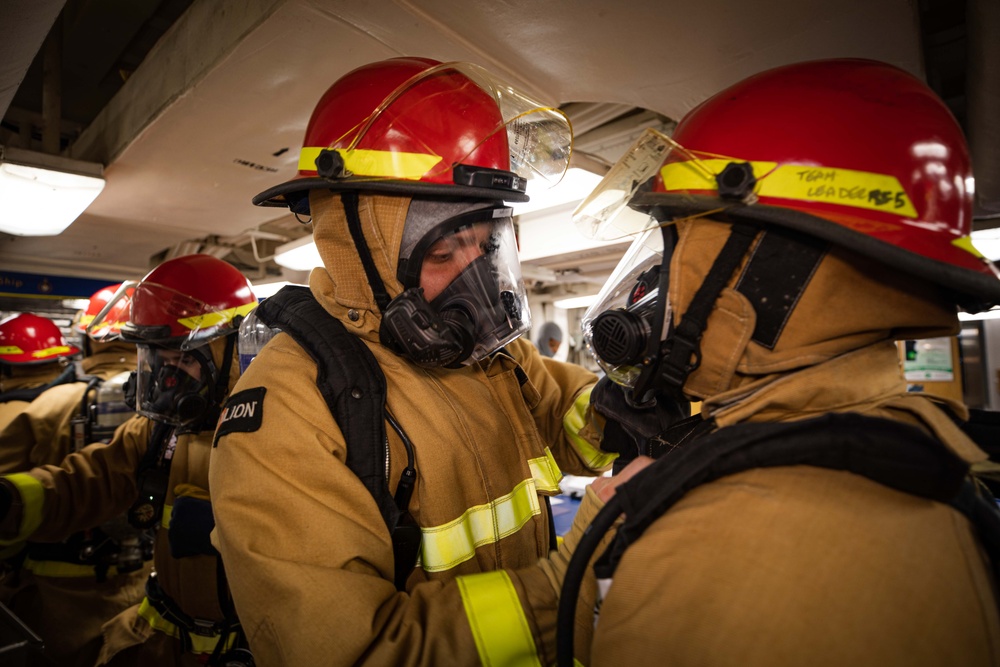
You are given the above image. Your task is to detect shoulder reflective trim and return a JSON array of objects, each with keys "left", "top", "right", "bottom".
[
  {"left": 177, "top": 302, "right": 257, "bottom": 332},
  {"left": 0, "top": 346, "right": 24, "bottom": 355},
  {"left": 2, "top": 474, "right": 45, "bottom": 544},
  {"left": 456, "top": 570, "right": 543, "bottom": 667},
  {"left": 161, "top": 503, "right": 172, "bottom": 530},
  {"left": 527, "top": 448, "right": 562, "bottom": 494},
  {"left": 298, "top": 147, "right": 443, "bottom": 180},
  {"left": 659, "top": 160, "right": 919, "bottom": 219},
  {"left": 137, "top": 597, "right": 237, "bottom": 655},
  {"left": 563, "top": 387, "right": 617, "bottom": 470},
  {"left": 420, "top": 478, "right": 541, "bottom": 573},
  {"left": 24, "top": 558, "right": 119, "bottom": 578}
]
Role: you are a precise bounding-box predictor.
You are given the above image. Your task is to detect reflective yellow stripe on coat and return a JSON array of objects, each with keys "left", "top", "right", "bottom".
[
  {"left": 457, "top": 570, "right": 542, "bottom": 667},
  {"left": 0, "top": 473, "right": 45, "bottom": 545},
  {"left": 563, "top": 387, "right": 617, "bottom": 470},
  {"left": 24, "top": 558, "right": 122, "bottom": 578},
  {"left": 419, "top": 452, "right": 563, "bottom": 572}
]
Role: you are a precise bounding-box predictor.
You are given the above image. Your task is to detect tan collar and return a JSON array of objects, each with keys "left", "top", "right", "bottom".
[{"left": 703, "top": 341, "right": 985, "bottom": 464}]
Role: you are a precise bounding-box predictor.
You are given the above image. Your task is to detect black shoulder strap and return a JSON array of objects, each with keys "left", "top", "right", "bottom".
[
  {"left": 254, "top": 286, "right": 400, "bottom": 534},
  {"left": 0, "top": 364, "right": 79, "bottom": 404},
  {"left": 556, "top": 412, "right": 1000, "bottom": 667},
  {"left": 600, "top": 413, "right": 972, "bottom": 577}
]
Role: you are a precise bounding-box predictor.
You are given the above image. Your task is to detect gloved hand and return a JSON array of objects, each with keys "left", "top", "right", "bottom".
[
  {"left": 590, "top": 376, "right": 690, "bottom": 471},
  {"left": 169, "top": 487, "right": 218, "bottom": 558}
]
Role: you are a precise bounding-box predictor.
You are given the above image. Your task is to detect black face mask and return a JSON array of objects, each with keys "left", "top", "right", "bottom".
[
  {"left": 381, "top": 256, "right": 522, "bottom": 368},
  {"left": 130, "top": 346, "right": 217, "bottom": 426}
]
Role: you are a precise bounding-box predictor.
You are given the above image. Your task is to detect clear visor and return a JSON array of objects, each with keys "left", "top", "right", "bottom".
[
  {"left": 573, "top": 127, "right": 749, "bottom": 242},
  {"left": 418, "top": 214, "right": 531, "bottom": 363},
  {"left": 334, "top": 61, "right": 572, "bottom": 191},
  {"left": 134, "top": 345, "right": 213, "bottom": 426},
  {"left": 581, "top": 228, "right": 671, "bottom": 388},
  {"left": 87, "top": 283, "right": 135, "bottom": 342}
]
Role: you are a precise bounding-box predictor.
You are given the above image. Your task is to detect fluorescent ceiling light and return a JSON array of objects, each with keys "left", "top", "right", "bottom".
[
  {"left": 971, "top": 228, "right": 1000, "bottom": 261},
  {"left": 552, "top": 294, "right": 600, "bottom": 310},
  {"left": 959, "top": 307, "right": 1000, "bottom": 322},
  {"left": 0, "top": 146, "right": 105, "bottom": 236},
  {"left": 511, "top": 167, "right": 605, "bottom": 217},
  {"left": 273, "top": 235, "right": 322, "bottom": 271}
]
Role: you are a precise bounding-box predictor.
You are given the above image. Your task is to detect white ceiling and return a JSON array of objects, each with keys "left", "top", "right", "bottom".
[{"left": 0, "top": 0, "right": 933, "bottom": 294}]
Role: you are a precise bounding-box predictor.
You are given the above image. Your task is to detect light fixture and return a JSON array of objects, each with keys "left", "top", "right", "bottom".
[
  {"left": 273, "top": 234, "right": 322, "bottom": 271},
  {"left": 959, "top": 307, "right": 1000, "bottom": 322},
  {"left": 552, "top": 294, "right": 600, "bottom": 310},
  {"left": 0, "top": 146, "right": 105, "bottom": 236},
  {"left": 971, "top": 228, "right": 1000, "bottom": 261},
  {"left": 510, "top": 152, "right": 610, "bottom": 218}
]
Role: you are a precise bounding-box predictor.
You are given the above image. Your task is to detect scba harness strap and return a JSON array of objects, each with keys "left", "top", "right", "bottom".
[
  {"left": 556, "top": 412, "right": 1000, "bottom": 667},
  {"left": 246, "top": 285, "right": 420, "bottom": 590}
]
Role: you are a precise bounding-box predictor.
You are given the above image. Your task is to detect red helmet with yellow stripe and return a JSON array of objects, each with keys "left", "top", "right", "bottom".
[
  {"left": 0, "top": 313, "right": 80, "bottom": 365},
  {"left": 76, "top": 283, "right": 132, "bottom": 339},
  {"left": 117, "top": 254, "right": 257, "bottom": 350},
  {"left": 576, "top": 58, "right": 1000, "bottom": 311},
  {"left": 253, "top": 57, "right": 572, "bottom": 214}
]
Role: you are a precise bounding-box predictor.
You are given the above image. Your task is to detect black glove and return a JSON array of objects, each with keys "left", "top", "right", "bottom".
[
  {"left": 590, "top": 376, "right": 691, "bottom": 472},
  {"left": 168, "top": 495, "right": 218, "bottom": 558}
]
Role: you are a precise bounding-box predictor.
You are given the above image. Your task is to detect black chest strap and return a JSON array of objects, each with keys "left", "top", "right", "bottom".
[{"left": 253, "top": 286, "right": 403, "bottom": 551}]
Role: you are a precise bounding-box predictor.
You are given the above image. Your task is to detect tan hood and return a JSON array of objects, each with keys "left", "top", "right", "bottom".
[
  {"left": 670, "top": 218, "right": 960, "bottom": 401},
  {"left": 308, "top": 190, "right": 410, "bottom": 342}
]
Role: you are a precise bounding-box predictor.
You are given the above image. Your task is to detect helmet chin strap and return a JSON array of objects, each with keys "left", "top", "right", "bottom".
[
  {"left": 654, "top": 222, "right": 759, "bottom": 399},
  {"left": 342, "top": 191, "right": 392, "bottom": 314}
]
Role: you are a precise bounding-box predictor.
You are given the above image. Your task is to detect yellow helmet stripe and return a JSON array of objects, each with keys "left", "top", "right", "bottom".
[
  {"left": 31, "top": 346, "right": 72, "bottom": 358},
  {"left": 298, "top": 147, "right": 443, "bottom": 180},
  {"left": 176, "top": 302, "right": 256, "bottom": 332},
  {"left": 0, "top": 346, "right": 24, "bottom": 355},
  {"left": 660, "top": 159, "right": 919, "bottom": 219}
]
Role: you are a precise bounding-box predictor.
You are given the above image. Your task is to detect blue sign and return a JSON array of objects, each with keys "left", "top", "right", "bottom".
[{"left": 0, "top": 271, "right": 120, "bottom": 299}]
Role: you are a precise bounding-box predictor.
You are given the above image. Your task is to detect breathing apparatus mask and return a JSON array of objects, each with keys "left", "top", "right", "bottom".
[
  {"left": 125, "top": 343, "right": 219, "bottom": 426},
  {"left": 582, "top": 224, "right": 678, "bottom": 401},
  {"left": 380, "top": 202, "right": 530, "bottom": 368}
]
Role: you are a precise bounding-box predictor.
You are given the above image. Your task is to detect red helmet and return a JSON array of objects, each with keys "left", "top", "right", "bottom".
[
  {"left": 253, "top": 57, "right": 572, "bottom": 213},
  {"left": 576, "top": 59, "right": 1000, "bottom": 310},
  {"left": 0, "top": 313, "right": 80, "bottom": 365},
  {"left": 76, "top": 283, "right": 132, "bottom": 339},
  {"left": 117, "top": 254, "right": 257, "bottom": 350}
]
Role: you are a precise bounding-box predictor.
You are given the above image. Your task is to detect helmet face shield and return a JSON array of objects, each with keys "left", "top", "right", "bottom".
[
  {"left": 330, "top": 61, "right": 572, "bottom": 189},
  {"left": 575, "top": 58, "right": 1000, "bottom": 310},
  {"left": 383, "top": 206, "right": 530, "bottom": 367},
  {"left": 582, "top": 228, "right": 672, "bottom": 388},
  {"left": 133, "top": 345, "right": 215, "bottom": 426},
  {"left": 115, "top": 281, "right": 254, "bottom": 350},
  {"left": 259, "top": 58, "right": 574, "bottom": 210},
  {"left": 87, "top": 283, "right": 134, "bottom": 342}
]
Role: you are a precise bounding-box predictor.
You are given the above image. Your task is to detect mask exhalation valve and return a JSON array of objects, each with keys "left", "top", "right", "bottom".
[{"left": 590, "top": 310, "right": 651, "bottom": 366}]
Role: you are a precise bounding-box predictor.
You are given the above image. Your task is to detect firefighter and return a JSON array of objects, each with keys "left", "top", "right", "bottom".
[
  {"left": 209, "top": 57, "right": 671, "bottom": 666},
  {"left": 0, "top": 313, "right": 80, "bottom": 430},
  {"left": 568, "top": 58, "right": 1000, "bottom": 666},
  {"left": 0, "top": 255, "right": 258, "bottom": 666},
  {"left": 0, "top": 284, "right": 148, "bottom": 667}
]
